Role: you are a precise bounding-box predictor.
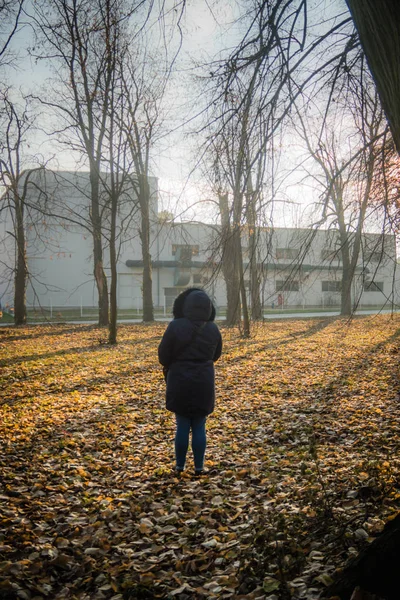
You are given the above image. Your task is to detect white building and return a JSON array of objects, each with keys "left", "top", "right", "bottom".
[
  {"left": 0, "top": 169, "right": 398, "bottom": 313},
  {"left": 130, "top": 223, "right": 397, "bottom": 311}
]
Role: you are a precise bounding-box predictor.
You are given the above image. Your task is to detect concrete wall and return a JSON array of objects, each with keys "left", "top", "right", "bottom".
[{"left": 1, "top": 169, "right": 398, "bottom": 313}]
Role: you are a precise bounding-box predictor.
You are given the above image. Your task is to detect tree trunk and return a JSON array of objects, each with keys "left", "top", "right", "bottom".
[
  {"left": 90, "top": 170, "right": 109, "bottom": 326},
  {"left": 246, "top": 186, "right": 262, "bottom": 320},
  {"left": 339, "top": 226, "right": 353, "bottom": 316},
  {"left": 13, "top": 190, "right": 28, "bottom": 325},
  {"left": 341, "top": 261, "right": 353, "bottom": 316},
  {"left": 232, "top": 181, "right": 248, "bottom": 334},
  {"left": 338, "top": 141, "right": 375, "bottom": 316},
  {"left": 218, "top": 192, "right": 241, "bottom": 326},
  {"left": 108, "top": 188, "right": 118, "bottom": 345},
  {"left": 325, "top": 513, "right": 400, "bottom": 600},
  {"left": 250, "top": 265, "right": 262, "bottom": 320},
  {"left": 239, "top": 246, "right": 250, "bottom": 337},
  {"left": 14, "top": 192, "right": 27, "bottom": 326},
  {"left": 227, "top": 227, "right": 242, "bottom": 327},
  {"left": 139, "top": 175, "right": 154, "bottom": 322},
  {"left": 345, "top": 0, "right": 400, "bottom": 154}
]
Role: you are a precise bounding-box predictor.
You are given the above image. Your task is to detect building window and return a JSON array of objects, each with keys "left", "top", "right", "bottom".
[
  {"left": 193, "top": 273, "right": 203, "bottom": 284},
  {"left": 364, "top": 251, "right": 383, "bottom": 262},
  {"left": 276, "top": 248, "right": 300, "bottom": 260},
  {"left": 172, "top": 244, "right": 199, "bottom": 257},
  {"left": 364, "top": 281, "right": 384, "bottom": 292},
  {"left": 276, "top": 280, "right": 299, "bottom": 292},
  {"left": 164, "top": 287, "right": 187, "bottom": 307},
  {"left": 322, "top": 281, "right": 342, "bottom": 292},
  {"left": 321, "top": 249, "right": 340, "bottom": 261}
]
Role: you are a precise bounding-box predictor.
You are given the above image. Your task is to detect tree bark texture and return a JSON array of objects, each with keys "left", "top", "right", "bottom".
[
  {"left": 108, "top": 188, "right": 118, "bottom": 344},
  {"left": 337, "top": 193, "right": 353, "bottom": 316},
  {"left": 324, "top": 513, "right": 400, "bottom": 600},
  {"left": 218, "top": 192, "right": 241, "bottom": 326},
  {"left": 338, "top": 137, "right": 376, "bottom": 316},
  {"left": 239, "top": 256, "right": 250, "bottom": 337},
  {"left": 345, "top": 0, "right": 400, "bottom": 153},
  {"left": 139, "top": 175, "right": 154, "bottom": 322},
  {"left": 246, "top": 188, "right": 262, "bottom": 321},
  {"left": 90, "top": 170, "right": 109, "bottom": 326},
  {"left": 14, "top": 190, "right": 27, "bottom": 326}
]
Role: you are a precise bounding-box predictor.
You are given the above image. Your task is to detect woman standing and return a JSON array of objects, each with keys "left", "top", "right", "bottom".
[{"left": 158, "top": 288, "right": 222, "bottom": 475}]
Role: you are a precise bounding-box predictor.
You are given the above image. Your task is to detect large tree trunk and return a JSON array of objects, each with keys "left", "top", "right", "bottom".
[
  {"left": 139, "top": 174, "right": 154, "bottom": 323},
  {"left": 108, "top": 189, "right": 118, "bottom": 344},
  {"left": 324, "top": 513, "right": 400, "bottom": 600},
  {"left": 218, "top": 192, "right": 241, "bottom": 326},
  {"left": 333, "top": 181, "right": 355, "bottom": 316},
  {"left": 345, "top": 0, "right": 400, "bottom": 154},
  {"left": 250, "top": 262, "right": 262, "bottom": 320},
  {"left": 91, "top": 170, "right": 109, "bottom": 327},
  {"left": 232, "top": 183, "right": 250, "bottom": 335},
  {"left": 339, "top": 142, "right": 375, "bottom": 316},
  {"left": 239, "top": 246, "right": 250, "bottom": 337},
  {"left": 340, "top": 259, "right": 353, "bottom": 316},
  {"left": 246, "top": 186, "right": 262, "bottom": 320},
  {"left": 14, "top": 193, "right": 27, "bottom": 326},
  {"left": 222, "top": 230, "right": 241, "bottom": 326},
  {"left": 339, "top": 218, "right": 353, "bottom": 316}
]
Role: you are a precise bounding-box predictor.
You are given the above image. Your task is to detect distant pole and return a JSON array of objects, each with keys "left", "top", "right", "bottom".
[
  {"left": 164, "top": 295, "right": 166, "bottom": 316},
  {"left": 80, "top": 297, "right": 83, "bottom": 317},
  {"left": 50, "top": 298, "right": 53, "bottom": 318}
]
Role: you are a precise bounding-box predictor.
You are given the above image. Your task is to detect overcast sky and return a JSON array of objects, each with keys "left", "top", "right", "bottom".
[
  {"left": 6, "top": 1, "right": 236, "bottom": 221},
  {"left": 4, "top": 0, "right": 369, "bottom": 231}
]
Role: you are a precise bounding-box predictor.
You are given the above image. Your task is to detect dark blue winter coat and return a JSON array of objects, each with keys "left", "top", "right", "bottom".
[{"left": 158, "top": 289, "right": 222, "bottom": 418}]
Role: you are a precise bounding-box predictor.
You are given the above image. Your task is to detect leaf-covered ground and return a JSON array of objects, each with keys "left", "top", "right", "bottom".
[{"left": 1, "top": 316, "right": 400, "bottom": 600}]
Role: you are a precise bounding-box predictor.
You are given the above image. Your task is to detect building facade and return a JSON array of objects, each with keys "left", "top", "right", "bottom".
[
  {"left": 0, "top": 170, "right": 398, "bottom": 314},
  {"left": 124, "top": 223, "right": 397, "bottom": 312}
]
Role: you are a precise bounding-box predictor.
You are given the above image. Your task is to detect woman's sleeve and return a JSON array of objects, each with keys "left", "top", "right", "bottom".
[
  {"left": 213, "top": 330, "right": 222, "bottom": 362},
  {"left": 158, "top": 323, "right": 174, "bottom": 367}
]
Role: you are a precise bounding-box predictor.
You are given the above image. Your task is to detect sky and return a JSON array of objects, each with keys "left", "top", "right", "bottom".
[
  {"left": 3, "top": 0, "right": 382, "bottom": 233},
  {"left": 5, "top": 0, "right": 237, "bottom": 222}
]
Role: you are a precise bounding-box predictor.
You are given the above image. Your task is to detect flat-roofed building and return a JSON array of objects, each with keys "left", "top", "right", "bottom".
[{"left": 1, "top": 169, "right": 398, "bottom": 314}]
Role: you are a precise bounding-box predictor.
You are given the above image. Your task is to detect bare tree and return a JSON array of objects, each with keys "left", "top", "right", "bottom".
[
  {"left": 294, "top": 67, "right": 387, "bottom": 315},
  {"left": 31, "top": 0, "right": 130, "bottom": 326},
  {"left": 30, "top": 0, "right": 187, "bottom": 329},
  {"left": 0, "top": 92, "right": 44, "bottom": 325},
  {"left": 198, "top": 1, "right": 299, "bottom": 333},
  {"left": 194, "top": 0, "right": 400, "bottom": 324},
  {"left": 0, "top": 0, "right": 24, "bottom": 64},
  {"left": 245, "top": 170, "right": 263, "bottom": 320},
  {"left": 101, "top": 55, "right": 131, "bottom": 344},
  {"left": 120, "top": 52, "right": 163, "bottom": 324},
  {"left": 371, "top": 137, "right": 400, "bottom": 235}
]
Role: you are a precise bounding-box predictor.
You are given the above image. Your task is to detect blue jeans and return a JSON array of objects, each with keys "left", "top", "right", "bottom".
[{"left": 175, "top": 414, "right": 207, "bottom": 471}]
